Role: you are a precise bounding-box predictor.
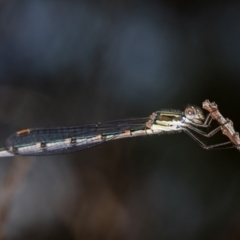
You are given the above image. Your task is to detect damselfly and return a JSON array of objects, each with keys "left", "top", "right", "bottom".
[{"left": 0, "top": 100, "right": 237, "bottom": 157}]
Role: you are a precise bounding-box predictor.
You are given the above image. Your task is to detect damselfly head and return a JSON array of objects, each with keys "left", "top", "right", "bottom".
[{"left": 184, "top": 105, "right": 205, "bottom": 124}]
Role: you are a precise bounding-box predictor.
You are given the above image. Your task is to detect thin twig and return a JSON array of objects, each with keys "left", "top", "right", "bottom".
[{"left": 202, "top": 100, "right": 240, "bottom": 150}]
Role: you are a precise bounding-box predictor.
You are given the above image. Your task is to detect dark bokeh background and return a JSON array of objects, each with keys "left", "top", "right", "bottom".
[{"left": 0, "top": 1, "right": 240, "bottom": 239}]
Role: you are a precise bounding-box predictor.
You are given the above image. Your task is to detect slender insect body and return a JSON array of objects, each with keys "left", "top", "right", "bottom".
[{"left": 0, "top": 100, "right": 238, "bottom": 157}]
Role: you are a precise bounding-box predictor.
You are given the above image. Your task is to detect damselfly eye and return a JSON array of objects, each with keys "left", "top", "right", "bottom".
[{"left": 185, "top": 106, "right": 196, "bottom": 120}]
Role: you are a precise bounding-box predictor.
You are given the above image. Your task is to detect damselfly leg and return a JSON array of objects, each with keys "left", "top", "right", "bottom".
[
  {"left": 183, "top": 115, "right": 234, "bottom": 150},
  {"left": 183, "top": 128, "right": 233, "bottom": 150}
]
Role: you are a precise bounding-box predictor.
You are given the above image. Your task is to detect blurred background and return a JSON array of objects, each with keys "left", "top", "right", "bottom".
[{"left": 0, "top": 0, "right": 240, "bottom": 239}]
